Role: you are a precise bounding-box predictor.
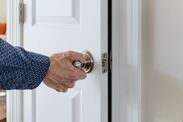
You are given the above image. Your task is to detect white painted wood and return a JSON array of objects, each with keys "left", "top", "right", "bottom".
[
  {"left": 112, "top": 0, "right": 121, "bottom": 122},
  {"left": 113, "top": 0, "right": 142, "bottom": 122},
  {"left": 6, "top": 0, "right": 24, "bottom": 122},
  {"left": 22, "top": 0, "right": 108, "bottom": 122},
  {"left": 127, "top": 0, "right": 142, "bottom": 122}
]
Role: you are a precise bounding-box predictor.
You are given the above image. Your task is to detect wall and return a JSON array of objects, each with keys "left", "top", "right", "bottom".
[
  {"left": 141, "top": 0, "right": 183, "bottom": 122},
  {"left": 0, "top": 0, "right": 6, "bottom": 22}
]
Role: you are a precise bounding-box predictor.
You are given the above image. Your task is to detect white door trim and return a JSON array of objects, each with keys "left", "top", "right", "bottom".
[
  {"left": 7, "top": 0, "right": 23, "bottom": 122},
  {"left": 112, "top": 0, "right": 142, "bottom": 122}
]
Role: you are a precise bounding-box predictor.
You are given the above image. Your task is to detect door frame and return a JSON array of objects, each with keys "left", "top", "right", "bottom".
[
  {"left": 7, "top": 0, "right": 142, "bottom": 122},
  {"left": 6, "top": 0, "right": 23, "bottom": 122},
  {"left": 112, "top": 0, "right": 142, "bottom": 122}
]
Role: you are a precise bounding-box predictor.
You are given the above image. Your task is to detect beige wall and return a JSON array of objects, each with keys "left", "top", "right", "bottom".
[
  {"left": 0, "top": 0, "right": 6, "bottom": 22},
  {"left": 141, "top": 0, "right": 183, "bottom": 121}
]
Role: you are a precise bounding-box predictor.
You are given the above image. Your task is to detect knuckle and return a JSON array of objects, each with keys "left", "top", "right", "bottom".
[
  {"left": 70, "top": 70, "right": 77, "bottom": 76},
  {"left": 56, "top": 89, "right": 62, "bottom": 92},
  {"left": 68, "top": 51, "right": 74, "bottom": 54},
  {"left": 63, "top": 88, "right": 68, "bottom": 93},
  {"left": 68, "top": 83, "right": 75, "bottom": 88},
  {"left": 51, "top": 54, "right": 60, "bottom": 60},
  {"left": 51, "top": 56, "right": 59, "bottom": 64},
  {"left": 69, "top": 73, "right": 78, "bottom": 79},
  {"left": 78, "top": 71, "right": 85, "bottom": 76},
  {"left": 80, "top": 73, "right": 87, "bottom": 79},
  {"left": 67, "top": 51, "right": 73, "bottom": 56}
]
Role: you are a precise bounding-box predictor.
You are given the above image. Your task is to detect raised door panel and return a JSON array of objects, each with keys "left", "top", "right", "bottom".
[
  {"left": 31, "top": 0, "right": 80, "bottom": 26},
  {"left": 36, "top": 87, "right": 82, "bottom": 122}
]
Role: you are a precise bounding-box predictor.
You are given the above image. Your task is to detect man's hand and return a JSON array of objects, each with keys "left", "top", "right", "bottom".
[{"left": 43, "top": 51, "right": 87, "bottom": 92}]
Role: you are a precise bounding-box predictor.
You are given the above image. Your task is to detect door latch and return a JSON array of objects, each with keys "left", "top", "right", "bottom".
[{"left": 102, "top": 53, "right": 108, "bottom": 73}]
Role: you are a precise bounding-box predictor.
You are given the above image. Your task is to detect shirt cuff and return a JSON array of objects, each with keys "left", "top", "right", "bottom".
[{"left": 24, "top": 50, "right": 50, "bottom": 89}]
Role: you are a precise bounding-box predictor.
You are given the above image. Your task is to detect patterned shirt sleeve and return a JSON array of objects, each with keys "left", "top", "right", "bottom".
[{"left": 0, "top": 38, "right": 50, "bottom": 90}]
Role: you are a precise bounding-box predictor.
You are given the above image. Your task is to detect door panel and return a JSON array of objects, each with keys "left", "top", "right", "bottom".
[
  {"left": 23, "top": 0, "right": 108, "bottom": 122},
  {"left": 36, "top": 87, "right": 82, "bottom": 122},
  {"left": 31, "top": 0, "right": 80, "bottom": 26},
  {"left": 142, "top": 0, "right": 183, "bottom": 121}
]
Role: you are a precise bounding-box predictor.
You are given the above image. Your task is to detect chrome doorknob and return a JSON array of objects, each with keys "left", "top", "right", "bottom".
[{"left": 72, "top": 51, "right": 94, "bottom": 73}]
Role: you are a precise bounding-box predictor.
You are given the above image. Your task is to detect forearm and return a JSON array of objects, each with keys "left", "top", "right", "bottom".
[{"left": 0, "top": 38, "right": 50, "bottom": 90}]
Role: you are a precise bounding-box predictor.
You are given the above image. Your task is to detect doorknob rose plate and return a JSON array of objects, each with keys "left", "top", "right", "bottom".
[{"left": 72, "top": 51, "right": 94, "bottom": 73}]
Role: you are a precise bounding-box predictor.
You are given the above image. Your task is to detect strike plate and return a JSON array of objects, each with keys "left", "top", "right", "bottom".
[{"left": 102, "top": 53, "right": 108, "bottom": 73}]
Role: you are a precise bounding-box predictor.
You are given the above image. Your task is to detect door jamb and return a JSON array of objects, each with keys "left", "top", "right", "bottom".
[
  {"left": 112, "top": 0, "right": 142, "bottom": 122},
  {"left": 7, "top": 0, "right": 23, "bottom": 122}
]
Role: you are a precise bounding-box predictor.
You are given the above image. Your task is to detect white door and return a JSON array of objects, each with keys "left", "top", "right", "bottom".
[
  {"left": 141, "top": 0, "right": 183, "bottom": 121},
  {"left": 22, "top": 0, "right": 108, "bottom": 122}
]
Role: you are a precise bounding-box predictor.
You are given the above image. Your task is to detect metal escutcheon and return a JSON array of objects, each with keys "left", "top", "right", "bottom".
[{"left": 72, "top": 51, "right": 94, "bottom": 73}]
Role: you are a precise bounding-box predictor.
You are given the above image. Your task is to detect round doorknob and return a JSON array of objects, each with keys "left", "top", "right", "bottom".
[{"left": 72, "top": 51, "right": 94, "bottom": 73}]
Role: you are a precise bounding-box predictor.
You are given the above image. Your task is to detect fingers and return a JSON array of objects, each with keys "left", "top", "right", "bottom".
[
  {"left": 45, "top": 75, "right": 76, "bottom": 91},
  {"left": 51, "top": 80, "right": 68, "bottom": 92},
  {"left": 63, "top": 51, "right": 86, "bottom": 63},
  {"left": 43, "top": 79, "right": 60, "bottom": 92},
  {"left": 43, "top": 51, "right": 88, "bottom": 93},
  {"left": 44, "top": 78, "right": 68, "bottom": 92},
  {"left": 66, "top": 61, "right": 87, "bottom": 80},
  {"left": 55, "top": 58, "right": 86, "bottom": 80},
  {"left": 49, "top": 67, "right": 78, "bottom": 81},
  {"left": 62, "top": 80, "right": 76, "bottom": 88},
  {"left": 47, "top": 73, "right": 76, "bottom": 89}
]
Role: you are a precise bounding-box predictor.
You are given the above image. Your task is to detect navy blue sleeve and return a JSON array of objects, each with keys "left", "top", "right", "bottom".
[{"left": 0, "top": 38, "right": 50, "bottom": 90}]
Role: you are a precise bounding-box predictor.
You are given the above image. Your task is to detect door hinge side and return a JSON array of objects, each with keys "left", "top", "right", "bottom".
[
  {"left": 19, "top": 0, "right": 25, "bottom": 24},
  {"left": 102, "top": 52, "right": 108, "bottom": 74}
]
